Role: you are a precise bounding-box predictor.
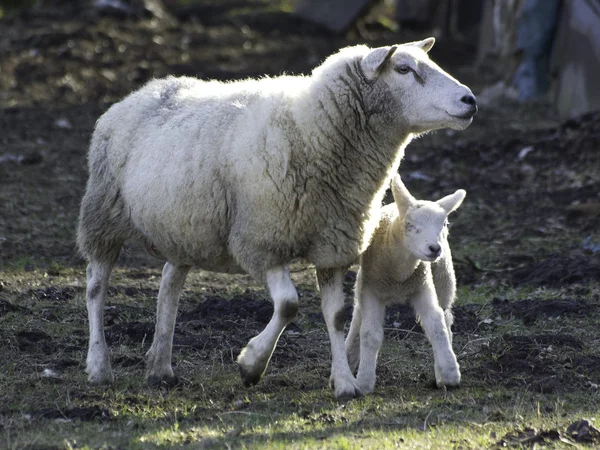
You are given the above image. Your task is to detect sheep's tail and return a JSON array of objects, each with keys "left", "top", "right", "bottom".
[{"left": 76, "top": 132, "right": 128, "bottom": 263}]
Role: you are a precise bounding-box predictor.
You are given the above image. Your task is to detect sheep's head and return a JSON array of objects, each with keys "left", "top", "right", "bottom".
[
  {"left": 361, "top": 38, "right": 477, "bottom": 133},
  {"left": 391, "top": 174, "right": 465, "bottom": 262}
]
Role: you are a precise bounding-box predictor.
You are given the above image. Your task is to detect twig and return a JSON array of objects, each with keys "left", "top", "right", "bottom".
[
  {"left": 383, "top": 327, "right": 422, "bottom": 336},
  {"left": 422, "top": 410, "right": 433, "bottom": 431},
  {"left": 458, "top": 337, "right": 491, "bottom": 356}
]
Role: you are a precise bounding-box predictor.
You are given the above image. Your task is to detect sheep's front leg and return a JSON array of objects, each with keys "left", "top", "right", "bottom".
[
  {"left": 238, "top": 266, "right": 299, "bottom": 386},
  {"left": 411, "top": 285, "right": 460, "bottom": 388},
  {"left": 355, "top": 286, "right": 385, "bottom": 394},
  {"left": 146, "top": 262, "right": 190, "bottom": 386},
  {"left": 86, "top": 261, "right": 115, "bottom": 384},
  {"left": 318, "top": 268, "right": 361, "bottom": 401}
]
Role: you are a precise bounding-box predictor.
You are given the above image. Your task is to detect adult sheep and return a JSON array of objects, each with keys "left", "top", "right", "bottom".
[{"left": 77, "top": 37, "right": 477, "bottom": 400}]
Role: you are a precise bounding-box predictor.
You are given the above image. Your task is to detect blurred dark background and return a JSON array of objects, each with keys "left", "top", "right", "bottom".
[{"left": 1, "top": 0, "right": 599, "bottom": 118}]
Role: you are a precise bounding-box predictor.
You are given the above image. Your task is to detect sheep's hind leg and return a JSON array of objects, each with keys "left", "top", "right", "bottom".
[
  {"left": 412, "top": 286, "right": 460, "bottom": 388},
  {"left": 86, "top": 260, "right": 116, "bottom": 384},
  {"left": 146, "top": 262, "right": 190, "bottom": 386},
  {"left": 237, "top": 266, "right": 299, "bottom": 387},
  {"left": 318, "top": 268, "right": 362, "bottom": 401}
]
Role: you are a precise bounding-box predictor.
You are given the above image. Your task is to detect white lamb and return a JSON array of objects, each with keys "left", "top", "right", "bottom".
[
  {"left": 77, "top": 38, "right": 477, "bottom": 400},
  {"left": 346, "top": 174, "right": 465, "bottom": 394}
]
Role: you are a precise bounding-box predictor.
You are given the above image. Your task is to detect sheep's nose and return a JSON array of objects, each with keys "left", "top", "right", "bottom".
[
  {"left": 460, "top": 94, "right": 477, "bottom": 117},
  {"left": 428, "top": 244, "right": 441, "bottom": 258},
  {"left": 460, "top": 94, "right": 477, "bottom": 106}
]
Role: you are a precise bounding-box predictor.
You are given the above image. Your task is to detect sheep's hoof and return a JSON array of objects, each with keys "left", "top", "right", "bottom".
[
  {"left": 434, "top": 365, "right": 461, "bottom": 389},
  {"left": 87, "top": 372, "right": 115, "bottom": 385},
  {"left": 86, "top": 365, "right": 114, "bottom": 385},
  {"left": 147, "top": 374, "right": 180, "bottom": 389},
  {"left": 238, "top": 365, "right": 263, "bottom": 387}
]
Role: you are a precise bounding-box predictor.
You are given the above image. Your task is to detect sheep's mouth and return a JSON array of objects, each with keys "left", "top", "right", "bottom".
[
  {"left": 448, "top": 110, "right": 476, "bottom": 120},
  {"left": 445, "top": 111, "right": 474, "bottom": 130}
]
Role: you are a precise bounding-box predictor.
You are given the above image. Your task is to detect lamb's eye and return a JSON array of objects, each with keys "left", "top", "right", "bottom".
[
  {"left": 396, "top": 65, "right": 410, "bottom": 75},
  {"left": 406, "top": 223, "right": 417, "bottom": 232}
]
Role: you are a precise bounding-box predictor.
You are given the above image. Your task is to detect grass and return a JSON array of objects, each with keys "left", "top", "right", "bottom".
[{"left": 1, "top": 265, "right": 600, "bottom": 449}]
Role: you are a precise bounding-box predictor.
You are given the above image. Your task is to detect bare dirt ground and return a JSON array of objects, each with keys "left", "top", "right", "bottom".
[{"left": 1, "top": 0, "right": 600, "bottom": 448}]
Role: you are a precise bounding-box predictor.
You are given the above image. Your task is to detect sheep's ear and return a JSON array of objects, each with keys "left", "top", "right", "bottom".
[
  {"left": 410, "top": 37, "right": 435, "bottom": 53},
  {"left": 391, "top": 174, "right": 416, "bottom": 216},
  {"left": 361, "top": 45, "right": 398, "bottom": 79},
  {"left": 437, "top": 189, "right": 466, "bottom": 214}
]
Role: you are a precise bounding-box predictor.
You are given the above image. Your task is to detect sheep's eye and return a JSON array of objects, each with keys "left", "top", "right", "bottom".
[
  {"left": 396, "top": 65, "right": 410, "bottom": 75},
  {"left": 406, "top": 223, "right": 417, "bottom": 233}
]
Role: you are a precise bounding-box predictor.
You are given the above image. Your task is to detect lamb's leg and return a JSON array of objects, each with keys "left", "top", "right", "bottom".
[
  {"left": 317, "top": 268, "right": 361, "bottom": 401},
  {"left": 411, "top": 286, "right": 460, "bottom": 388},
  {"left": 86, "top": 261, "right": 115, "bottom": 384},
  {"left": 355, "top": 286, "right": 385, "bottom": 394},
  {"left": 432, "top": 247, "right": 456, "bottom": 346},
  {"left": 237, "top": 266, "right": 299, "bottom": 387},
  {"left": 345, "top": 270, "right": 363, "bottom": 373},
  {"left": 444, "top": 308, "right": 454, "bottom": 346},
  {"left": 345, "top": 304, "right": 362, "bottom": 373},
  {"left": 146, "top": 262, "right": 190, "bottom": 386}
]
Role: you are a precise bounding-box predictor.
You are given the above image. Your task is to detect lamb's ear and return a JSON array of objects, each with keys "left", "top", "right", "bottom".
[
  {"left": 391, "top": 174, "right": 416, "bottom": 216},
  {"left": 404, "top": 37, "right": 435, "bottom": 54},
  {"left": 437, "top": 189, "right": 466, "bottom": 214},
  {"left": 361, "top": 45, "right": 398, "bottom": 79}
]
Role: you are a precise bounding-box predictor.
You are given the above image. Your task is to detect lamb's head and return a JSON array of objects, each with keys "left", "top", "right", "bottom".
[
  {"left": 391, "top": 174, "right": 465, "bottom": 262},
  {"left": 361, "top": 38, "right": 477, "bottom": 133}
]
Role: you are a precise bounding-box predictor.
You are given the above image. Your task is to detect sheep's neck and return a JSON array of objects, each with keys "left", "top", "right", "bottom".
[{"left": 300, "top": 80, "right": 412, "bottom": 212}]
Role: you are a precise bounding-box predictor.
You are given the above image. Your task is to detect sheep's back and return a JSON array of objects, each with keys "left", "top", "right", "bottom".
[{"left": 88, "top": 75, "right": 306, "bottom": 267}]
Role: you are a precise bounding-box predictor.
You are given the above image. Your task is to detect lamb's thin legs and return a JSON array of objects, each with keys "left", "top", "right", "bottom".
[
  {"left": 317, "top": 268, "right": 361, "bottom": 400},
  {"left": 355, "top": 285, "right": 385, "bottom": 394},
  {"left": 444, "top": 309, "right": 454, "bottom": 346},
  {"left": 346, "top": 304, "right": 362, "bottom": 373},
  {"left": 86, "top": 261, "right": 115, "bottom": 384},
  {"left": 146, "top": 262, "right": 190, "bottom": 385},
  {"left": 411, "top": 285, "right": 460, "bottom": 388},
  {"left": 345, "top": 270, "right": 363, "bottom": 373},
  {"left": 238, "top": 266, "right": 299, "bottom": 386}
]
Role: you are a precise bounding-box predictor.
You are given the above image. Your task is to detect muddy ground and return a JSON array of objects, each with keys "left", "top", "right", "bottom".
[{"left": 1, "top": 0, "right": 600, "bottom": 448}]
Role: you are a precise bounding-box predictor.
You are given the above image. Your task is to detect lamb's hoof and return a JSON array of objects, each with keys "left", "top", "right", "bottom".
[
  {"left": 356, "top": 381, "right": 375, "bottom": 396},
  {"left": 147, "top": 374, "right": 180, "bottom": 389},
  {"left": 238, "top": 365, "right": 263, "bottom": 387},
  {"left": 330, "top": 375, "right": 363, "bottom": 402},
  {"left": 336, "top": 388, "right": 363, "bottom": 403}
]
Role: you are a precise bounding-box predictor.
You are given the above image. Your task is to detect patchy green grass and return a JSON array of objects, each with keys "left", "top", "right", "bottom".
[{"left": 1, "top": 265, "right": 600, "bottom": 449}]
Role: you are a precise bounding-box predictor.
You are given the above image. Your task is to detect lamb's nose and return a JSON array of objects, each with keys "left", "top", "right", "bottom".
[
  {"left": 428, "top": 244, "right": 441, "bottom": 257},
  {"left": 460, "top": 94, "right": 477, "bottom": 106}
]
